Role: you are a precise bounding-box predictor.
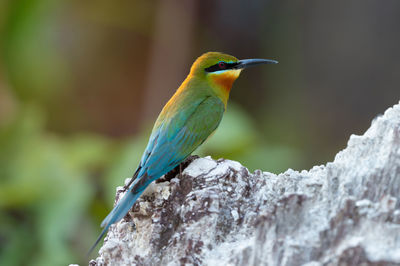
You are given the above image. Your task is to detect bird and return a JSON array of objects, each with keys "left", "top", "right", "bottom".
[{"left": 89, "top": 52, "right": 278, "bottom": 254}]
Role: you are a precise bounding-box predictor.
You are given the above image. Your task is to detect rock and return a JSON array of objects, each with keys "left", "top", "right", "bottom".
[{"left": 90, "top": 102, "right": 400, "bottom": 266}]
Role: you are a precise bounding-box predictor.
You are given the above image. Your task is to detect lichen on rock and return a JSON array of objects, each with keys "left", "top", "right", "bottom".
[{"left": 90, "top": 102, "right": 400, "bottom": 266}]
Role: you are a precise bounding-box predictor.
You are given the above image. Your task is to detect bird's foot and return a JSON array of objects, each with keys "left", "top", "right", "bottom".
[{"left": 156, "top": 155, "right": 200, "bottom": 183}]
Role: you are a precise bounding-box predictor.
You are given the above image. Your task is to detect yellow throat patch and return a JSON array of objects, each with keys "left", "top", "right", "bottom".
[{"left": 209, "top": 69, "right": 242, "bottom": 97}]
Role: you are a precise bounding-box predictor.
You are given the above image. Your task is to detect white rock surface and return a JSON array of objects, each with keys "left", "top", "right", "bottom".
[{"left": 90, "top": 102, "right": 400, "bottom": 266}]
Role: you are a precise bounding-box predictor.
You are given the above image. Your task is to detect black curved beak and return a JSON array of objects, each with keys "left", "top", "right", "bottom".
[{"left": 235, "top": 58, "right": 278, "bottom": 69}]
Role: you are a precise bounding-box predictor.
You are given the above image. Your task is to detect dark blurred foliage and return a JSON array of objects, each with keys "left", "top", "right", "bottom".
[{"left": 0, "top": 0, "right": 399, "bottom": 264}]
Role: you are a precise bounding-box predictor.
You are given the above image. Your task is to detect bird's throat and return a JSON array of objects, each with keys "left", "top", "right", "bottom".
[{"left": 209, "top": 70, "right": 241, "bottom": 104}]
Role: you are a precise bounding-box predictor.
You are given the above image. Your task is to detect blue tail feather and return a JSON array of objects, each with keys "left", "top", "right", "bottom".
[
  {"left": 88, "top": 174, "right": 151, "bottom": 255},
  {"left": 88, "top": 227, "right": 108, "bottom": 255}
]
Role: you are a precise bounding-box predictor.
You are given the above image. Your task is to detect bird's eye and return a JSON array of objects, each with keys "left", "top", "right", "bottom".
[{"left": 218, "top": 62, "right": 226, "bottom": 69}]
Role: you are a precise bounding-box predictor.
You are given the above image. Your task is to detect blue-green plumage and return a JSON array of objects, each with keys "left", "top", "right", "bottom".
[
  {"left": 89, "top": 52, "right": 277, "bottom": 254},
  {"left": 89, "top": 95, "right": 225, "bottom": 254}
]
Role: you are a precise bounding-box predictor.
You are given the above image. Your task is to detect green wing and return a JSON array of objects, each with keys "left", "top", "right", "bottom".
[{"left": 141, "top": 96, "right": 225, "bottom": 178}]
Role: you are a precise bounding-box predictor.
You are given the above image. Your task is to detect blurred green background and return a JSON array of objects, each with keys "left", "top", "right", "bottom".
[{"left": 1, "top": 0, "right": 400, "bottom": 265}]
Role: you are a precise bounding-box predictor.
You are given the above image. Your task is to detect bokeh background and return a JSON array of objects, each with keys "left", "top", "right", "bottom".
[{"left": 1, "top": 0, "right": 400, "bottom": 265}]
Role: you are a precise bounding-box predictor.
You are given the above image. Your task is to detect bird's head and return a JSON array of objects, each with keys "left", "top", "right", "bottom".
[{"left": 189, "top": 52, "right": 277, "bottom": 102}]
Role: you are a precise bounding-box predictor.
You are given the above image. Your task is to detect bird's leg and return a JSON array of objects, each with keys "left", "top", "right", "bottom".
[
  {"left": 156, "top": 155, "right": 200, "bottom": 183},
  {"left": 179, "top": 155, "right": 199, "bottom": 176}
]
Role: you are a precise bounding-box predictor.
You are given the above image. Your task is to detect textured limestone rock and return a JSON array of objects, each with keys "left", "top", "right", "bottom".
[{"left": 90, "top": 102, "right": 400, "bottom": 266}]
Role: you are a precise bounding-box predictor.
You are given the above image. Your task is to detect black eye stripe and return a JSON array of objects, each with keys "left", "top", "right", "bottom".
[{"left": 205, "top": 62, "right": 238, "bottom": 73}]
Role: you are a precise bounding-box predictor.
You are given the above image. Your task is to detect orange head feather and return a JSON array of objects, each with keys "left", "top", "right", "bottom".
[
  {"left": 174, "top": 52, "right": 277, "bottom": 107},
  {"left": 189, "top": 52, "right": 242, "bottom": 105}
]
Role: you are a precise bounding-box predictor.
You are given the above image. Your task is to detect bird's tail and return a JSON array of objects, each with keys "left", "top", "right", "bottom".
[{"left": 88, "top": 173, "right": 151, "bottom": 255}]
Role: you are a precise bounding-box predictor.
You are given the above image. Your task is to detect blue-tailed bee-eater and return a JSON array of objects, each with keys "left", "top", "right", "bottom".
[{"left": 89, "top": 52, "right": 278, "bottom": 254}]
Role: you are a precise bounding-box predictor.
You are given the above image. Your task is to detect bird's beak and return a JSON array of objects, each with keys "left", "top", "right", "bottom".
[{"left": 235, "top": 58, "right": 278, "bottom": 69}]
